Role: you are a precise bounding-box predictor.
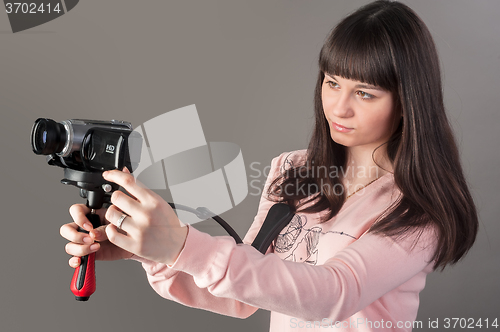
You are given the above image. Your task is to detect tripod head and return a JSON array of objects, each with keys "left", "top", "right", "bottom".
[{"left": 60, "top": 168, "right": 119, "bottom": 210}]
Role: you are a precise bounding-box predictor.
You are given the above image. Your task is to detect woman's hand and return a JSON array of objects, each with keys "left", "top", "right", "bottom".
[
  {"left": 61, "top": 204, "right": 134, "bottom": 268},
  {"left": 101, "top": 168, "right": 188, "bottom": 266}
]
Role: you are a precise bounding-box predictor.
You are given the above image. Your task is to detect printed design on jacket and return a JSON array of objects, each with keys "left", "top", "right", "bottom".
[
  {"left": 274, "top": 214, "right": 357, "bottom": 265},
  {"left": 274, "top": 151, "right": 356, "bottom": 265},
  {"left": 285, "top": 224, "right": 322, "bottom": 264},
  {"left": 275, "top": 214, "right": 305, "bottom": 253},
  {"left": 280, "top": 152, "right": 296, "bottom": 174}
]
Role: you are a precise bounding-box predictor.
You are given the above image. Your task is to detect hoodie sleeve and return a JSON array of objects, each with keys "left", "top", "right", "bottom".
[{"left": 164, "top": 217, "right": 437, "bottom": 322}]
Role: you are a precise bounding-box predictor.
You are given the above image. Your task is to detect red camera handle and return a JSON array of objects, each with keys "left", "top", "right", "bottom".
[{"left": 70, "top": 212, "right": 100, "bottom": 301}]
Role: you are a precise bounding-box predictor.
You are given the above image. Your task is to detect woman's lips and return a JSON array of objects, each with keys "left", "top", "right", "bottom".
[{"left": 332, "top": 121, "right": 353, "bottom": 133}]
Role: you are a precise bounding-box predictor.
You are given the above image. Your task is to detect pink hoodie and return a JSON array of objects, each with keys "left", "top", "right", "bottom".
[{"left": 131, "top": 150, "right": 437, "bottom": 331}]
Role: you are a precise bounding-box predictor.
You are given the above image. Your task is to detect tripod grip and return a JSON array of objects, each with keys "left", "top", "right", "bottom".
[{"left": 70, "top": 213, "right": 101, "bottom": 301}]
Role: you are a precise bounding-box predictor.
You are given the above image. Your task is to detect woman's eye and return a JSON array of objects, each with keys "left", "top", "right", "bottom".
[
  {"left": 357, "top": 91, "right": 374, "bottom": 100},
  {"left": 326, "top": 81, "right": 339, "bottom": 89}
]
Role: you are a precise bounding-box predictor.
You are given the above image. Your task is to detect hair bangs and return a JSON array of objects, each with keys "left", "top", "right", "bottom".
[{"left": 319, "top": 16, "right": 398, "bottom": 93}]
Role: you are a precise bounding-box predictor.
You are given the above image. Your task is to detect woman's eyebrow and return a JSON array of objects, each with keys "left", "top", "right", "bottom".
[
  {"left": 354, "top": 83, "right": 385, "bottom": 91},
  {"left": 325, "top": 73, "right": 384, "bottom": 91}
]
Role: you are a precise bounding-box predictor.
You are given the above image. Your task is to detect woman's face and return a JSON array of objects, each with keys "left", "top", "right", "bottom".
[{"left": 322, "top": 73, "right": 399, "bottom": 151}]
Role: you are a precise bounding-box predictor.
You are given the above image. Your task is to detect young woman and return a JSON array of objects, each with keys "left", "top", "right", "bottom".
[{"left": 61, "top": 1, "right": 478, "bottom": 331}]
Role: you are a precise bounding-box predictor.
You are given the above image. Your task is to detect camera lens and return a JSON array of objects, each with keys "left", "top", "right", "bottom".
[{"left": 31, "top": 118, "right": 67, "bottom": 155}]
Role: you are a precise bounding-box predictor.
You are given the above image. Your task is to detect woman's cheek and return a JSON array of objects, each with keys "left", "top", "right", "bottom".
[{"left": 372, "top": 113, "right": 395, "bottom": 139}]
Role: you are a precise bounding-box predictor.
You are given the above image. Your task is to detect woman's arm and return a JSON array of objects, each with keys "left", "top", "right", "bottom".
[
  {"left": 131, "top": 254, "right": 260, "bottom": 318},
  {"left": 164, "top": 216, "right": 437, "bottom": 322}
]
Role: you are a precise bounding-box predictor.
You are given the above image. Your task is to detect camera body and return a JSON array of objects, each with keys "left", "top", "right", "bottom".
[{"left": 31, "top": 118, "right": 141, "bottom": 172}]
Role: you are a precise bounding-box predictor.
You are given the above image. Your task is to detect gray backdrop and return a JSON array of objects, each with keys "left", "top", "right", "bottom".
[{"left": 1, "top": 1, "right": 498, "bottom": 331}]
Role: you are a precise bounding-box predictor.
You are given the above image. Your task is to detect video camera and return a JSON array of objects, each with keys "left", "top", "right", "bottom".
[{"left": 31, "top": 118, "right": 141, "bottom": 172}]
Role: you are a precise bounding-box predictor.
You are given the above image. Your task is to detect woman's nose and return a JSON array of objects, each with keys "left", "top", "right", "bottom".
[{"left": 331, "top": 92, "right": 354, "bottom": 118}]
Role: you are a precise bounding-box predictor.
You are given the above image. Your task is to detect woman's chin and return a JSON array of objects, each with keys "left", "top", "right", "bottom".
[{"left": 330, "top": 133, "right": 354, "bottom": 147}]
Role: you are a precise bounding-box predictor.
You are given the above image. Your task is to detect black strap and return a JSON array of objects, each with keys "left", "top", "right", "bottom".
[{"left": 251, "top": 203, "right": 294, "bottom": 254}]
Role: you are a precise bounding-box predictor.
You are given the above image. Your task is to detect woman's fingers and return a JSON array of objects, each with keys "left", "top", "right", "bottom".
[
  {"left": 97, "top": 168, "right": 188, "bottom": 265},
  {"left": 102, "top": 170, "right": 149, "bottom": 202},
  {"left": 60, "top": 222, "right": 94, "bottom": 244},
  {"left": 69, "top": 257, "right": 81, "bottom": 268},
  {"left": 69, "top": 204, "right": 107, "bottom": 230},
  {"left": 89, "top": 225, "right": 109, "bottom": 242},
  {"left": 65, "top": 204, "right": 110, "bottom": 244},
  {"left": 64, "top": 200, "right": 131, "bottom": 269},
  {"left": 64, "top": 206, "right": 107, "bottom": 268},
  {"left": 109, "top": 190, "right": 142, "bottom": 217},
  {"left": 104, "top": 205, "right": 133, "bottom": 247},
  {"left": 65, "top": 241, "right": 100, "bottom": 257},
  {"left": 69, "top": 240, "right": 134, "bottom": 268},
  {"left": 69, "top": 204, "right": 93, "bottom": 230},
  {"left": 105, "top": 205, "right": 131, "bottom": 231}
]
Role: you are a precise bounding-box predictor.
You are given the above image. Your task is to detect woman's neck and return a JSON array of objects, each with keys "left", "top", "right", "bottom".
[{"left": 344, "top": 145, "right": 393, "bottom": 182}]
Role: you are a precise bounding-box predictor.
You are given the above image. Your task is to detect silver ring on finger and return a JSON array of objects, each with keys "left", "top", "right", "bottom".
[{"left": 116, "top": 214, "right": 128, "bottom": 230}]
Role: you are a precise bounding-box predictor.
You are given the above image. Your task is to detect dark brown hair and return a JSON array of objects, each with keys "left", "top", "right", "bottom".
[{"left": 268, "top": 0, "right": 478, "bottom": 270}]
